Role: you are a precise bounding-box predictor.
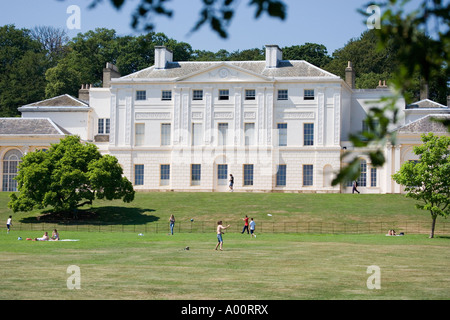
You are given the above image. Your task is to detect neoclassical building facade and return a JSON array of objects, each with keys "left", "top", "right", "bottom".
[{"left": 1, "top": 45, "right": 448, "bottom": 193}]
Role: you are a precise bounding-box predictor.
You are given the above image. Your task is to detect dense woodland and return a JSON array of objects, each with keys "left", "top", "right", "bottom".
[{"left": 0, "top": 24, "right": 448, "bottom": 117}]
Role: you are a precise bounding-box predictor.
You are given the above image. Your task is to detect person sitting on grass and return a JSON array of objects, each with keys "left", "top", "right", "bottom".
[
  {"left": 35, "top": 232, "right": 49, "bottom": 241},
  {"left": 386, "top": 229, "right": 396, "bottom": 236},
  {"left": 51, "top": 229, "right": 60, "bottom": 241}
]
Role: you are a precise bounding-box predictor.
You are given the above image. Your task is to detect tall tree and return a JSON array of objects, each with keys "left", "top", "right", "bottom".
[
  {"left": 392, "top": 133, "right": 450, "bottom": 238},
  {"left": 30, "top": 26, "right": 69, "bottom": 65},
  {"left": 0, "top": 25, "right": 48, "bottom": 116},
  {"left": 282, "top": 43, "right": 331, "bottom": 68}
]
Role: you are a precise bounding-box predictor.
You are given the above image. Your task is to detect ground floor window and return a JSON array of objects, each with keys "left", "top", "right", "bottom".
[
  {"left": 370, "top": 167, "right": 377, "bottom": 187},
  {"left": 243, "top": 164, "right": 254, "bottom": 186},
  {"left": 191, "top": 164, "right": 201, "bottom": 186},
  {"left": 217, "top": 164, "right": 228, "bottom": 185},
  {"left": 160, "top": 164, "right": 170, "bottom": 186},
  {"left": 134, "top": 164, "right": 144, "bottom": 185},
  {"left": 2, "top": 149, "right": 22, "bottom": 192},
  {"left": 345, "top": 159, "right": 377, "bottom": 188},
  {"left": 357, "top": 160, "right": 367, "bottom": 187},
  {"left": 303, "top": 165, "right": 314, "bottom": 186},
  {"left": 276, "top": 164, "right": 287, "bottom": 186}
]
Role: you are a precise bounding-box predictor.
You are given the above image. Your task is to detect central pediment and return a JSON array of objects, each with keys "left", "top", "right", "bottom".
[{"left": 176, "top": 62, "right": 273, "bottom": 83}]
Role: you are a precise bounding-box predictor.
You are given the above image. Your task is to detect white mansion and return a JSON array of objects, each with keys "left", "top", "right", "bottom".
[{"left": 1, "top": 45, "right": 449, "bottom": 193}]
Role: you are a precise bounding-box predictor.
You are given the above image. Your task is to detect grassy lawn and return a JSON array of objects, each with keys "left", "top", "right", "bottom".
[
  {"left": 0, "top": 192, "right": 449, "bottom": 300},
  {"left": 0, "top": 231, "right": 449, "bottom": 300}
]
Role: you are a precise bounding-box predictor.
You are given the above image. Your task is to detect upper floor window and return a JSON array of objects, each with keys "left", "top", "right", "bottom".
[
  {"left": 162, "top": 90, "right": 172, "bottom": 101},
  {"left": 277, "top": 89, "right": 288, "bottom": 100},
  {"left": 136, "top": 90, "right": 146, "bottom": 101},
  {"left": 304, "top": 123, "right": 314, "bottom": 146},
  {"left": 192, "top": 123, "right": 203, "bottom": 146},
  {"left": 98, "top": 118, "right": 110, "bottom": 134},
  {"left": 219, "top": 89, "right": 229, "bottom": 100},
  {"left": 244, "top": 123, "right": 255, "bottom": 146},
  {"left": 218, "top": 123, "right": 228, "bottom": 146},
  {"left": 277, "top": 123, "right": 287, "bottom": 146},
  {"left": 135, "top": 123, "right": 145, "bottom": 146},
  {"left": 304, "top": 89, "right": 315, "bottom": 100},
  {"left": 245, "top": 89, "right": 256, "bottom": 100},
  {"left": 193, "top": 90, "right": 203, "bottom": 101},
  {"left": 161, "top": 123, "right": 171, "bottom": 146}
]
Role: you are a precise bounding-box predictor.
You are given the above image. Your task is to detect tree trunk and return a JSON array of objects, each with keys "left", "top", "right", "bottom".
[{"left": 430, "top": 214, "right": 437, "bottom": 238}]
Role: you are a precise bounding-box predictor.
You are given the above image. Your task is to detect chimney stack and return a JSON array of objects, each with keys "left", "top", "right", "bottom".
[
  {"left": 345, "top": 61, "right": 355, "bottom": 89},
  {"left": 103, "top": 62, "right": 120, "bottom": 88},
  {"left": 377, "top": 80, "right": 388, "bottom": 89},
  {"left": 154, "top": 46, "right": 173, "bottom": 69},
  {"left": 420, "top": 79, "right": 429, "bottom": 100},
  {"left": 78, "top": 84, "right": 91, "bottom": 101},
  {"left": 265, "top": 45, "right": 282, "bottom": 68}
]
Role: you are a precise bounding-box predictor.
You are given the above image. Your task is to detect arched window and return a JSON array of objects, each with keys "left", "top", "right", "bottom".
[{"left": 2, "top": 149, "right": 23, "bottom": 192}]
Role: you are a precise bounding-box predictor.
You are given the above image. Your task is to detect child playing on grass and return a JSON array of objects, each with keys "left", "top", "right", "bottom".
[{"left": 6, "top": 216, "right": 12, "bottom": 234}]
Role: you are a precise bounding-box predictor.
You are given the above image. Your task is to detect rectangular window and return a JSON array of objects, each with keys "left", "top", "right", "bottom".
[
  {"left": 219, "top": 89, "right": 229, "bottom": 100},
  {"left": 277, "top": 123, "right": 287, "bottom": 146},
  {"left": 276, "top": 164, "right": 287, "bottom": 186},
  {"left": 162, "top": 90, "right": 172, "bottom": 101},
  {"left": 304, "top": 123, "right": 314, "bottom": 146},
  {"left": 135, "top": 123, "right": 145, "bottom": 146},
  {"left": 105, "top": 118, "right": 110, "bottom": 134},
  {"left": 161, "top": 123, "right": 171, "bottom": 146},
  {"left": 98, "top": 119, "right": 104, "bottom": 134},
  {"left": 277, "top": 89, "right": 288, "bottom": 100},
  {"left": 371, "top": 167, "right": 377, "bottom": 187},
  {"left": 303, "top": 165, "right": 313, "bottom": 186},
  {"left": 135, "top": 165, "right": 144, "bottom": 186},
  {"left": 98, "top": 118, "right": 110, "bottom": 134},
  {"left": 304, "top": 89, "right": 315, "bottom": 100},
  {"left": 358, "top": 160, "right": 367, "bottom": 187},
  {"left": 243, "top": 164, "right": 254, "bottom": 186},
  {"left": 218, "top": 123, "right": 228, "bottom": 146},
  {"left": 193, "top": 90, "right": 203, "bottom": 100},
  {"left": 192, "top": 123, "right": 203, "bottom": 146},
  {"left": 217, "top": 164, "right": 228, "bottom": 185},
  {"left": 160, "top": 164, "right": 170, "bottom": 186},
  {"left": 136, "top": 90, "right": 146, "bottom": 101},
  {"left": 245, "top": 89, "right": 256, "bottom": 100},
  {"left": 244, "top": 123, "right": 255, "bottom": 146},
  {"left": 191, "top": 164, "right": 201, "bottom": 186}
]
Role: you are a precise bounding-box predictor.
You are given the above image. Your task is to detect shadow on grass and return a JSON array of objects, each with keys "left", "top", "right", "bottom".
[{"left": 19, "top": 206, "right": 159, "bottom": 225}]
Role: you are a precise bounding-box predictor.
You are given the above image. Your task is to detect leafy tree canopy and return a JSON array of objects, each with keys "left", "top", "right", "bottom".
[
  {"left": 392, "top": 133, "right": 450, "bottom": 238},
  {"left": 8, "top": 136, "right": 135, "bottom": 214}
]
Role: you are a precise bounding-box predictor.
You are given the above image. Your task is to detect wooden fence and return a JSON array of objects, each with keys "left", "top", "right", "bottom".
[{"left": 10, "top": 220, "right": 450, "bottom": 236}]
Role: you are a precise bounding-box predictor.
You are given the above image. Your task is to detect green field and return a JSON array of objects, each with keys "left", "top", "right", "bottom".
[{"left": 0, "top": 192, "right": 449, "bottom": 300}]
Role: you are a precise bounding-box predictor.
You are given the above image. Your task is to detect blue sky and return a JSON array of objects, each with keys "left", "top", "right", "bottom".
[{"left": 0, "top": 0, "right": 425, "bottom": 54}]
